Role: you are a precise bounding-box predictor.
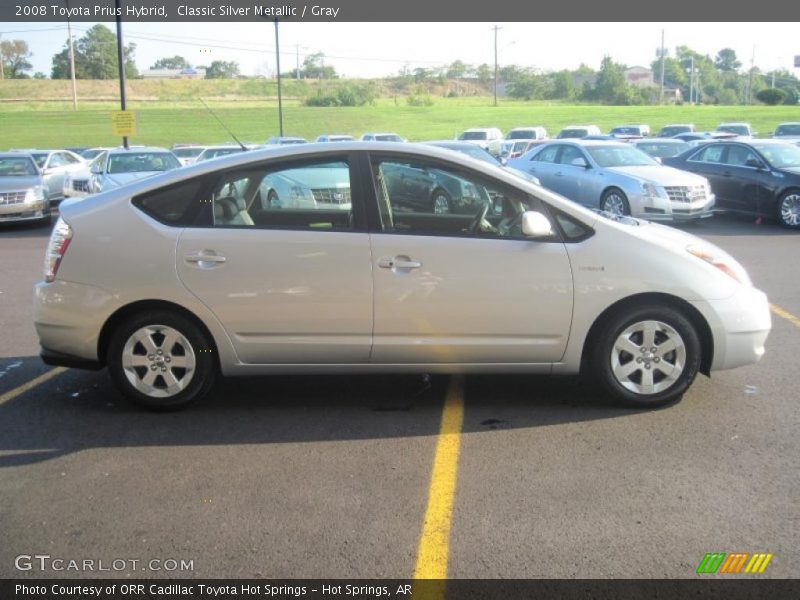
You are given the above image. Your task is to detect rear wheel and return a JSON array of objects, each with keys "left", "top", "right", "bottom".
[
  {"left": 107, "top": 310, "right": 216, "bottom": 411},
  {"left": 777, "top": 190, "right": 800, "bottom": 229},
  {"left": 600, "top": 188, "right": 630, "bottom": 217},
  {"left": 591, "top": 305, "right": 701, "bottom": 408},
  {"left": 431, "top": 189, "right": 452, "bottom": 214}
]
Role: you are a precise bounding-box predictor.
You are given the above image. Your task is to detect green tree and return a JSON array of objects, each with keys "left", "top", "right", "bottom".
[
  {"left": 594, "top": 56, "right": 630, "bottom": 104},
  {"left": 715, "top": 48, "right": 741, "bottom": 72},
  {"left": 51, "top": 25, "right": 137, "bottom": 79},
  {"left": 756, "top": 87, "right": 787, "bottom": 105},
  {"left": 475, "top": 63, "right": 492, "bottom": 84},
  {"left": 152, "top": 55, "right": 190, "bottom": 70},
  {"left": 301, "top": 52, "right": 337, "bottom": 79},
  {"left": 205, "top": 60, "right": 240, "bottom": 79},
  {"left": 446, "top": 60, "right": 469, "bottom": 79},
  {"left": 1, "top": 39, "right": 33, "bottom": 78},
  {"left": 549, "top": 70, "right": 575, "bottom": 100}
]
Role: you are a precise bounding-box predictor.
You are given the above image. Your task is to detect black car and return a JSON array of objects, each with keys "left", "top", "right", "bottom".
[{"left": 664, "top": 140, "right": 800, "bottom": 229}]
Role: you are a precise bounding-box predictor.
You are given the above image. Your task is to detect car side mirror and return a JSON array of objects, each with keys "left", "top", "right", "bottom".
[
  {"left": 521, "top": 211, "right": 554, "bottom": 238},
  {"left": 745, "top": 158, "right": 764, "bottom": 169},
  {"left": 570, "top": 157, "right": 589, "bottom": 168}
]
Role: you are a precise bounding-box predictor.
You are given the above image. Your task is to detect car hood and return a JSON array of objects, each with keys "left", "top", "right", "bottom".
[
  {"left": 0, "top": 175, "right": 42, "bottom": 191},
  {"left": 605, "top": 165, "right": 706, "bottom": 186}
]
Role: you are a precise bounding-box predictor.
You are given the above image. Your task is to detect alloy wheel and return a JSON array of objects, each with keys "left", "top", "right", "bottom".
[
  {"left": 610, "top": 320, "right": 686, "bottom": 395},
  {"left": 121, "top": 325, "right": 196, "bottom": 398},
  {"left": 780, "top": 193, "right": 800, "bottom": 227}
]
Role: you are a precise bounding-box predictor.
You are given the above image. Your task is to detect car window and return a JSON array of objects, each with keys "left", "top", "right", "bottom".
[
  {"left": 754, "top": 143, "right": 800, "bottom": 169},
  {"left": 775, "top": 124, "right": 800, "bottom": 136},
  {"left": 371, "top": 158, "right": 543, "bottom": 240},
  {"left": 0, "top": 156, "right": 38, "bottom": 176},
  {"left": 557, "top": 146, "right": 585, "bottom": 165},
  {"left": 47, "top": 153, "right": 64, "bottom": 168},
  {"left": 132, "top": 177, "right": 207, "bottom": 226},
  {"left": 61, "top": 152, "right": 79, "bottom": 165},
  {"left": 533, "top": 145, "right": 559, "bottom": 163},
  {"left": 724, "top": 145, "right": 759, "bottom": 167},
  {"left": 210, "top": 159, "right": 353, "bottom": 231},
  {"left": 690, "top": 144, "right": 725, "bottom": 164}
]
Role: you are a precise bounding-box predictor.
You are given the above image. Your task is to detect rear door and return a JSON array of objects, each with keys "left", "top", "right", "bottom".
[
  {"left": 366, "top": 153, "right": 574, "bottom": 365},
  {"left": 523, "top": 144, "right": 561, "bottom": 188},
  {"left": 175, "top": 154, "right": 374, "bottom": 364}
]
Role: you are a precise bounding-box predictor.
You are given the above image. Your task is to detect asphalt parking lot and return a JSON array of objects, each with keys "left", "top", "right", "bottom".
[{"left": 0, "top": 213, "right": 797, "bottom": 579}]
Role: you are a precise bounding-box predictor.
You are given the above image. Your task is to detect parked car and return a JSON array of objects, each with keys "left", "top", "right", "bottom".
[
  {"left": 505, "top": 126, "right": 548, "bottom": 141},
  {"left": 658, "top": 124, "right": 695, "bottom": 137},
  {"left": 424, "top": 141, "right": 542, "bottom": 187},
  {"left": 632, "top": 139, "right": 692, "bottom": 159},
  {"left": 663, "top": 139, "right": 800, "bottom": 228},
  {"left": 258, "top": 162, "right": 352, "bottom": 211},
  {"left": 456, "top": 128, "right": 504, "bottom": 155},
  {"left": 195, "top": 145, "right": 257, "bottom": 162},
  {"left": 360, "top": 133, "right": 406, "bottom": 142},
  {"left": 505, "top": 140, "right": 545, "bottom": 159},
  {"left": 0, "top": 153, "right": 50, "bottom": 225},
  {"left": 772, "top": 122, "right": 800, "bottom": 142},
  {"left": 34, "top": 142, "right": 771, "bottom": 411},
  {"left": 12, "top": 149, "right": 86, "bottom": 207},
  {"left": 80, "top": 147, "right": 111, "bottom": 161},
  {"left": 171, "top": 145, "right": 207, "bottom": 166},
  {"left": 63, "top": 147, "right": 181, "bottom": 200},
  {"left": 609, "top": 124, "right": 651, "bottom": 137},
  {"left": 673, "top": 132, "right": 738, "bottom": 144},
  {"left": 716, "top": 122, "right": 755, "bottom": 138},
  {"left": 265, "top": 136, "right": 309, "bottom": 146},
  {"left": 315, "top": 135, "right": 356, "bottom": 143},
  {"left": 508, "top": 140, "right": 714, "bottom": 221},
  {"left": 556, "top": 125, "right": 602, "bottom": 139}
]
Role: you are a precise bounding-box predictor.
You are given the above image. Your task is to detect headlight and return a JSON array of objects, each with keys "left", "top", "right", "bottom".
[
  {"left": 25, "top": 186, "right": 45, "bottom": 203},
  {"left": 641, "top": 182, "right": 661, "bottom": 198},
  {"left": 686, "top": 244, "right": 751, "bottom": 286}
]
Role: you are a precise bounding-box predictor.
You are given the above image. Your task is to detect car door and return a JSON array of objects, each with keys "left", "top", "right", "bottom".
[
  {"left": 685, "top": 144, "right": 727, "bottom": 202},
  {"left": 367, "top": 154, "right": 574, "bottom": 365},
  {"left": 552, "top": 145, "right": 589, "bottom": 204},
  {"left": 717, "top": 144, "right": 761, "bottom": 212},
  {"left": 175, "top": 154, "right": 373, "bottom": 364},
  {"left": 522, "top": 144, "right": 561, "bottom": 188},
  {"left": 42, "top": 153, "right": 67, "bottom": 201}
]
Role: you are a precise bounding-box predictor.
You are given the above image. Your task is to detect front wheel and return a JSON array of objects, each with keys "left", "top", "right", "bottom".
[
  {"left": 107, "top": 310, "right": 216, "bottom": 411},
  {"left": 600, "top": 188, "right": 630, "bottom": 217},
  {"left": 591, "top": 305, "right": 701, "bottom": 408},
  {"left": 777, "top": 190, "right": 800, "bottom": 229},
  {"left": 431, "top": 189, "right": 452, "bottom": 214}
]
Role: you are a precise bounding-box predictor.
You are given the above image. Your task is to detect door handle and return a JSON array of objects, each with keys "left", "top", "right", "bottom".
[
  {"left": 378, "top": 256, "right": 421, "bottom": 270},
  {"left": 185, "top": 251, "right": 226, "bottom": 266}
]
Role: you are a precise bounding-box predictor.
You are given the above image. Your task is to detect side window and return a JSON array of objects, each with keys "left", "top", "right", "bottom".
[
  {"left": 725, "top": 145, "right": 758, "bottom": 167},
  {"left": 533, "top": 145, "right": 560, "bottom": 163},
  {"left": 61, "top": 152, "right": 79, "bottom": 165},
  {"left": 690, "top": 144, "right": 724, "bottom": 164},
  {"left": 558, "top": 146, "right": 584, "bottom": 165},
  {"left": 212, "top": 159, "right": 354, "bottom": 231},
  {"left": 371, "top": 157, "right": 541, "bottom": 240},
  {"left": 132, "top": 177, "right": 207, "bottom": 226},
  {"left": 47, "top": 154, "right": 64, "bottom": 168}
]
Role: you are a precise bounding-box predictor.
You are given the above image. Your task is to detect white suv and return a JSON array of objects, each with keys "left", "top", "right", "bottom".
[{"left": 457, "top": 128, "right": 504, "bottom": 155}]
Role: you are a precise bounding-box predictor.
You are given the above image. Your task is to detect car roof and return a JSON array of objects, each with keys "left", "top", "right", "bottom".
[
  {"left": 106, "top": 146, "right": 173, "bottom": 155},
  {"left": 717, "top": 122, "right": 750, "bottom": 127},
  {"left": 0, "top": 152, "right": 38, "bottom": 159},
  {"left": 634, "top": 138, "right": 686, "bottom": 144},
  {"left": 561, "top": 125, "right": 597, "bottom": 129}
]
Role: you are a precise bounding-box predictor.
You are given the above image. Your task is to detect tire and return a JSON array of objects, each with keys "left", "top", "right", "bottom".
[
  {"left": 107, "top": 310, "right": 216, "bottom": 411},
  {"left": 431, "top": 189, "right": 452, "bottom": 214},
  {"left": 776, "top": 189, "right": 800, "bottom": 229},
  {"left": 590, "top": 304, "right": 701, "bottom": 408},
  {"left": 600, "top": 188, "right": 631, "bottom": 217}
]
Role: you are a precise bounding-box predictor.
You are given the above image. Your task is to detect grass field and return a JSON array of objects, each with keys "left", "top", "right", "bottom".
[{"left": 1, "top": 89, "right": 797, "bottom": 149}]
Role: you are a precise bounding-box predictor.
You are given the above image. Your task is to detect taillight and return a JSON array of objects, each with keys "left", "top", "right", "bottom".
[{"left": 44, "top": 217, "right": 72, "bottom": 283}]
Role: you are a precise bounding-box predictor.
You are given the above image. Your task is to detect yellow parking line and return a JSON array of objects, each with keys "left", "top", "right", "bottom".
[
  {"left": 0, "top": 367, "right": 66, "bottom": 405},
  {"left": 413, "top": 375, "right": 465, "bottom": 593},
  {"left": 770, "top": 303, "right": 800, "bottom": 329}
]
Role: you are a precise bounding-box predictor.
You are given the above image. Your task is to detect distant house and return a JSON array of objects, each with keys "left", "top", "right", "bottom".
[
  {"left": 625, "top": 66, "right": 655, "bottom": 88},
  {"left": 142, "top": 67, "right": 206, "bottom": 80}
]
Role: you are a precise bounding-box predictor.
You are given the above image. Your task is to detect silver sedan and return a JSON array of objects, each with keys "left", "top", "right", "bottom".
[{"left": 509, "top": 140, "right": 715, "bottom": 221}]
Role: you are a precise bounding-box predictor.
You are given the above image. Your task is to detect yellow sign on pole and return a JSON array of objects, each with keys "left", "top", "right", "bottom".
[{"left": 111, "top": 110, "right": 136, "bottom": 137}]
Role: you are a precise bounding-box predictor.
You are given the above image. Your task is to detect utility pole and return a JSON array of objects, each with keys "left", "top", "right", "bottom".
[
  {"left": 747, "top": 46, "right": 755, "bottom": 104},
  {"left": 689, "top": 55, "right": 694, "bottom": 105},
  {"left": 295, "top": 43, "right": 300, "bottom": 80},
  {"left": 659, "top": 29, "right": 665, "bottom": 104},
  {"left": 114, "top": 0, "right": 128, "bottom": 148},
  {"left": 0, "top": 33, "right": 5, "bottom": 80},
  {"left": 274, "top": 19, "right": 284, "bottom": 137},
  {"left": 771, "top": 71, "right": 776, "bottom": 88},
  {"left": 493, "top": 25, "right": 502, "bottom": 107},
  {"left": 66, "top": 0, "right": 78, "bottom": 110}
]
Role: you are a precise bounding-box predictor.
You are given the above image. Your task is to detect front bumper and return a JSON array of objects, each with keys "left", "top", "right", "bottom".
[
  {"left": 632, "top": 192, "right": 716, "bottom": 222},
  {"left": 690, "top": 285, "right": 772, "bottom": 372},
  {"left": 0, "top": 202, "right": 49, "bottom": 223}
]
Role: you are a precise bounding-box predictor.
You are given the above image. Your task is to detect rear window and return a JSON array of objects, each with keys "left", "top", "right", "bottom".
[
  {"left": 132, "top": 177, "right": 207, "bottom": 226},
  {"left": 459, "top": 131, "right": 488, "bottom": 141}
]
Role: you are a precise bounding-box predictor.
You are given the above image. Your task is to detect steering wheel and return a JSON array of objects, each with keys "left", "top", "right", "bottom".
[{"left": 468, "top": 202, "right": 490, "bottom": 234}]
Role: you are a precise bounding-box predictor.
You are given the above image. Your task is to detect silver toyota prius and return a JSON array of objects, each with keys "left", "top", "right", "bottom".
[{"left": 33, "top": 142, "right": 771, "bottom": 410}]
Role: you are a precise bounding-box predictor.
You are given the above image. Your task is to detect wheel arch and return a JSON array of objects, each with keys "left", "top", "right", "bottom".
[
  {"left": 97, "top": 299, "right": 220, "bottom": 370},
  {"left": 580, "top": 292, "right": 714, "bottom": 377}
]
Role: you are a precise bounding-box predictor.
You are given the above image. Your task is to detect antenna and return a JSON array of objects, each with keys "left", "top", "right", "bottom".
[{"left": 198, "top": 98, "right": 247, "bottom": 151}]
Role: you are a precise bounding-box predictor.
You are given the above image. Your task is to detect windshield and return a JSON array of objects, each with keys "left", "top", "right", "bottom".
[
  {"left": 459, "top": 131, "right": 488, "bottom": 141},
  {"left": 558, "top": 129, "right": 588, "bottom": 139},
  {"left": 610, "top": 127, "right": 639, "bottom": 135},
  {"left": 173, "top": 147, "right": 204, "bottom": 158},
  {"left": 429, "top": 143, "right": 498, "bottom": 165},
  {"left": 375, "top": 134, "right": 403, "bottom": 142},
  {"left": 507, "top": 130, "right": 536, "bottom": 140},
  {"left": 199, "top": 148, "right": 243, "bottom": 161},
  {"left": 755, "top": 143, "right": 800, "bottom": 169},
  {"left": 775, "top": 124, "right": 800, "bottom": 136},
  {"left": 280, "top": 139, "right": 307, "bottom": 145},
  {"left": 717, "top": 125, "right": 749, "bottom": 135},
  {"left": 81, "top": 149, "right": 105, "bottom": 160},
  {"left": 586, "top": 145, "right": 657, "bottom": 167},
  {"left": 0, "top": 156, "right": 38, "bottom": 176},
  {"left": 636, "top": 142, "right": 690, "bottom": 158},
  {"left": 660, "top": 126, "right": 689, "bottom": 137},
  {"left": 29, "top": 153, "right": 48, "bottom": 169},
  {"left": 107, "top": 152, "right": 180, "bottom": 173}
]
